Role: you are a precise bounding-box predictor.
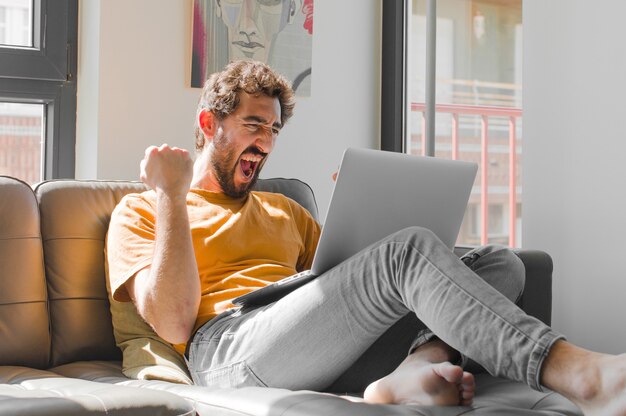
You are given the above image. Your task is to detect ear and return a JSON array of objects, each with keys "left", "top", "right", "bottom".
[{"left": 198, "top": 109, "right": 217, "bottom": 141}]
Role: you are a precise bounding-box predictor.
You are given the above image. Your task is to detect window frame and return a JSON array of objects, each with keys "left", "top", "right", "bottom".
[
  {"left": 380, "top": 0, "right": 408, "bottom": 153},
  {"left": 381, "top": 0, "right": 437, "bottom": 156},
  {"left": 0, "top": 0, "right": 77, "bottom": 180}
]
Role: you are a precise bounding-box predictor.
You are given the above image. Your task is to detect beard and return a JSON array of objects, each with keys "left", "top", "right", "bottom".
[{"left": 210, "top": 130, "right": 264, "bottom": 199}]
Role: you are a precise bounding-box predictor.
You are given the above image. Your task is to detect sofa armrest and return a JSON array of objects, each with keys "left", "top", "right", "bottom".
[
  {"left": 454, "top": 247, "right": 553, "bottom": 326},
  {"left": 514, "top": 249, "right": 553, "bottom": 326}
]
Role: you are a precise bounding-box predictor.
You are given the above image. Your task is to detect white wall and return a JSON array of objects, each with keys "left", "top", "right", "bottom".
[
  {"left": 524, "top": 1, "right": 626, "bottom": 353},
  {"left": 76, "top": 0, "right": 381, "bottom": 220}
]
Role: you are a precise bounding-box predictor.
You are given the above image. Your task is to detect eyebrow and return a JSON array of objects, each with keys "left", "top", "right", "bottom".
[{"left": 241, "top": 115, "right": 282, "bottom": 130}]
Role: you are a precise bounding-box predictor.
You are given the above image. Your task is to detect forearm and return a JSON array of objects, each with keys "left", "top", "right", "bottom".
[{"left": 135, "top": 190, "right": 200, "bottom": 344}]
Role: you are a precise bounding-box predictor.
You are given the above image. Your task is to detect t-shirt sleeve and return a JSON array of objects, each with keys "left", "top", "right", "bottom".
[
  {"left": 106, "top": 193, "right": 157, "bottom": 302},
  {"left": 287, "top": 198, "right": 321, "bottom": 272}
]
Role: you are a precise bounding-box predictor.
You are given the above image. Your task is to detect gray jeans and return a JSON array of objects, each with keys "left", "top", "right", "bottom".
[{"left": 187, "top": 226, "right": 563, "bottom": 392}]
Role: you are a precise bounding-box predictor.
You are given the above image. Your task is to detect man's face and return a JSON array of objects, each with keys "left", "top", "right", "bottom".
[
  {"left": 209, "top": 92, "right": 282, "bottom": 198},
  {"left": 216, "top": 0, "right": 295, "bottom": 62}
]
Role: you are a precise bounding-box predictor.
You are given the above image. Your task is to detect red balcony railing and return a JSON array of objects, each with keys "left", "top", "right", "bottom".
[
  {"left": 0, "top": 115, "right": 43, "bottom": 185},
  {"left": 410, "top": 103, "right": 522, "bottom": 247}
]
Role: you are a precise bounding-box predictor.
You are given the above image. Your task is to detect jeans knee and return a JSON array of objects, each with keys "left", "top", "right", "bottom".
[
  {"left": 392, "top": 226, "right": 438, "bottom": 243},
  {"left": 463, "top": 245, "right": 526, "bottom": 303},
  {"left": 498, "top": 248, "right": 525, "bottom": 302}
]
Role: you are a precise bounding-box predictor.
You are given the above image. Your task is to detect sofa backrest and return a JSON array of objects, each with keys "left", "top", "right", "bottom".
[
  {"left": 253, "top": 178, "right": 319, "bottom": 222},
  {"left": 34, "top": 180, "right": 148, "bottom": 367},
  {"left": 31, "top": 178, "right": 319, "bottom": 367},
  {"left": 0, "top": 176, "right": 50, "bottom": 368}
]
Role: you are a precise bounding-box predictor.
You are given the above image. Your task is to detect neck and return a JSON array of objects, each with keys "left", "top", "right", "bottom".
[{"left": 190, "top": 150, "right": 222, "bottom": 192}]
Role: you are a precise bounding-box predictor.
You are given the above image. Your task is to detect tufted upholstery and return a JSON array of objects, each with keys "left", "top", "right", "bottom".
[
  {"left": 35, "top": 180, "right": 148, "bottom": 367},
  {"left": 0, "top": 366, "right": 193, "bottom": 415},
  {"left": 0, "top": 177, "right": 49, "bottom": 369}
]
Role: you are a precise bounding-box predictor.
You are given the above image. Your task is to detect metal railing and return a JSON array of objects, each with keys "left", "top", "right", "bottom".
[{"left": 410, "top": 102, "right": 522, "bottom": 247}]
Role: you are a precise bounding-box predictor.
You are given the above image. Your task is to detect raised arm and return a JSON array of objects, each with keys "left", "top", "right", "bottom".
[{"left": 126, "top": 144, "right": 200, "bottom": 345}]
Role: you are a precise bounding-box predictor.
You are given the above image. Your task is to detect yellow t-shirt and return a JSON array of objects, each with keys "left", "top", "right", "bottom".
[{"left": 105, "top": 189, "right": 320, "bottom": 381}]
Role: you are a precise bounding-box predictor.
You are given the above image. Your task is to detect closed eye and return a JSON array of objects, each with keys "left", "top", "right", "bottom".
[
  {"left": 243, "top": 122, "right": 280, "bottom": 136},
  {"left": 243, "top": 123, "right": 261, "bottom": 132}
]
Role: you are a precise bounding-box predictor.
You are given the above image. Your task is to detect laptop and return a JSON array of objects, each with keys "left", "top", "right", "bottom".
[{"left": 232, "top": 147, "right": 478, "bottom": 307}]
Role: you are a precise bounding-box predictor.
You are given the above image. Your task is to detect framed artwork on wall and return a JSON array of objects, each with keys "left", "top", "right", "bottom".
[{"left": 191, "top": 0, "right": 314, "bottom": 96}]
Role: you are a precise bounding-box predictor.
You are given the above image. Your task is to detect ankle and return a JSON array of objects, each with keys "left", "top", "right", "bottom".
[
  {"left": 540, "top": 340, "right": 603, "bottom": 401},
  {"left": 569, "top": 359, "right": 603, "bottom": 402},
  {"left": 410, "top": 338, "right": 460, "bottom": 365}
]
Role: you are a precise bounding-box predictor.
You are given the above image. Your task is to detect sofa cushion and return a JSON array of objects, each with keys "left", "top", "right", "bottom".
[
  {"left": 0, "top": 176, "right": 50, "bottom": 369},
  {"left": 0, "top": 366, "right": 194, "bottom": 415},
  {"left": 105, "top": 296, "right": 193, "bottom": 384},
  {"left": 52, "top": 361, "right": 581, "bottom": 416},
  {"left": 34, "top": 179, "right": 191, "bottom": 383},
  {"left": 33, "top": 180, "right": 149, "bottom": 367}
]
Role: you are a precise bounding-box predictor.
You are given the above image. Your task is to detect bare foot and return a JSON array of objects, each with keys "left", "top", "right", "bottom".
[
  {"left": 542, "top": 341, "right": 626, "bottom": 416},
  {"left": 364, "top": 360, "right": 475, "bottom": 406}
]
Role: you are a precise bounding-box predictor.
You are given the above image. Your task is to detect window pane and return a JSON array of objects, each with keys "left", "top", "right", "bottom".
[
  {"left": 0, "top": 102, "right": 44, "bottom": 184},
  {"left": 408, "top": 0, "right": 522, "bottom": 247},
  {"left": 409, "top": 0, "right": 522, "bottom": 107},
  {"left": 0, "top": 0, "right": 33, "bottom": 48}
]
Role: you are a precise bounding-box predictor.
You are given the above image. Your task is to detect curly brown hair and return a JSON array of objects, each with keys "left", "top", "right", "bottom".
[{"left": 195, "top": 60, "right": 296, "bottom": 152}]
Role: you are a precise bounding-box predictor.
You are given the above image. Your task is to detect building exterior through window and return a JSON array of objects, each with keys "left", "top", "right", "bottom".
[
  {"left": 407, "top": 0, "right": 522, "bottom": 247},
  {"left": 0, "top": 0, "right": 32, "bottom": 47},
  {"left": 0, "top": 102, "right": 44, "bottom": 185}
]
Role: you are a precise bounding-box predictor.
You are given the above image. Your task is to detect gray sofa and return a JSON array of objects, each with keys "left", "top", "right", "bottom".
[{"left": 0, "top": 175, "right": 582, "bottom": 415}]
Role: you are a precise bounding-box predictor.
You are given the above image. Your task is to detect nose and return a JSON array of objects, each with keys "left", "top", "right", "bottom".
[
  {"left": 239, "top": 0, "right": 259, "bottom": 33},
  {"left": 255, "top": 130, "right": 275, "bottom": 155}
]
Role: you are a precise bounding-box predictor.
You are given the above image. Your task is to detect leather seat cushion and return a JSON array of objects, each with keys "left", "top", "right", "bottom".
[
  {"left": 0, "top": 366, "right": 194, "bottom": 416},
  {"left": 52, "top": 361, "right": 581, "bottom": 416}
]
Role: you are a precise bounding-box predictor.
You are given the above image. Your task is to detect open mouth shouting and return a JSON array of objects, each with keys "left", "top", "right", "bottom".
[{"left": 239, "top": 152, "right": 265, "bottom": 182}]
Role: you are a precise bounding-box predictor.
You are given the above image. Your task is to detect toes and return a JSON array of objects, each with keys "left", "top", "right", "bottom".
[
  {"left": 434, "top": 362, "right": 464, "bottom": 383},
  {"left": 459, "top": 371, "right": 475, "bottom": 407},
  {"left": 461, "top": 371, "right": 475, "bottom": 389}
]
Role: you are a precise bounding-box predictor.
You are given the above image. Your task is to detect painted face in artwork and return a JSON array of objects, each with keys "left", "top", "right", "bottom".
[{"left": 216, "top": 0, "right": 300, "bottom": 62}]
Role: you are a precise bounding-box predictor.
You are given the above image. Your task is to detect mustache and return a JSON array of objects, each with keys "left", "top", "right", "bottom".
[{"left": 241, "top": 146, "right": 267, "bottom": 158}]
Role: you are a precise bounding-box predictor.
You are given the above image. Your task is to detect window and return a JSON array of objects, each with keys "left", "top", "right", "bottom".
[
  {"left": 382, "top": 0, "right": 522, "bottom": 247},
  {"left": 0, "top": 102, "right": 43, "bottom": 184},
  {"left": 0, "top": 0, "right": 77, "bottom": 184},
  {"left": 0, "top": 0, "right": 32, "bottom": 47}
]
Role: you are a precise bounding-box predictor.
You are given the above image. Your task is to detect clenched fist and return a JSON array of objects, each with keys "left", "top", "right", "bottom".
[{"left": 140, "top": 144, "right": 193, "bottom": 197}]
